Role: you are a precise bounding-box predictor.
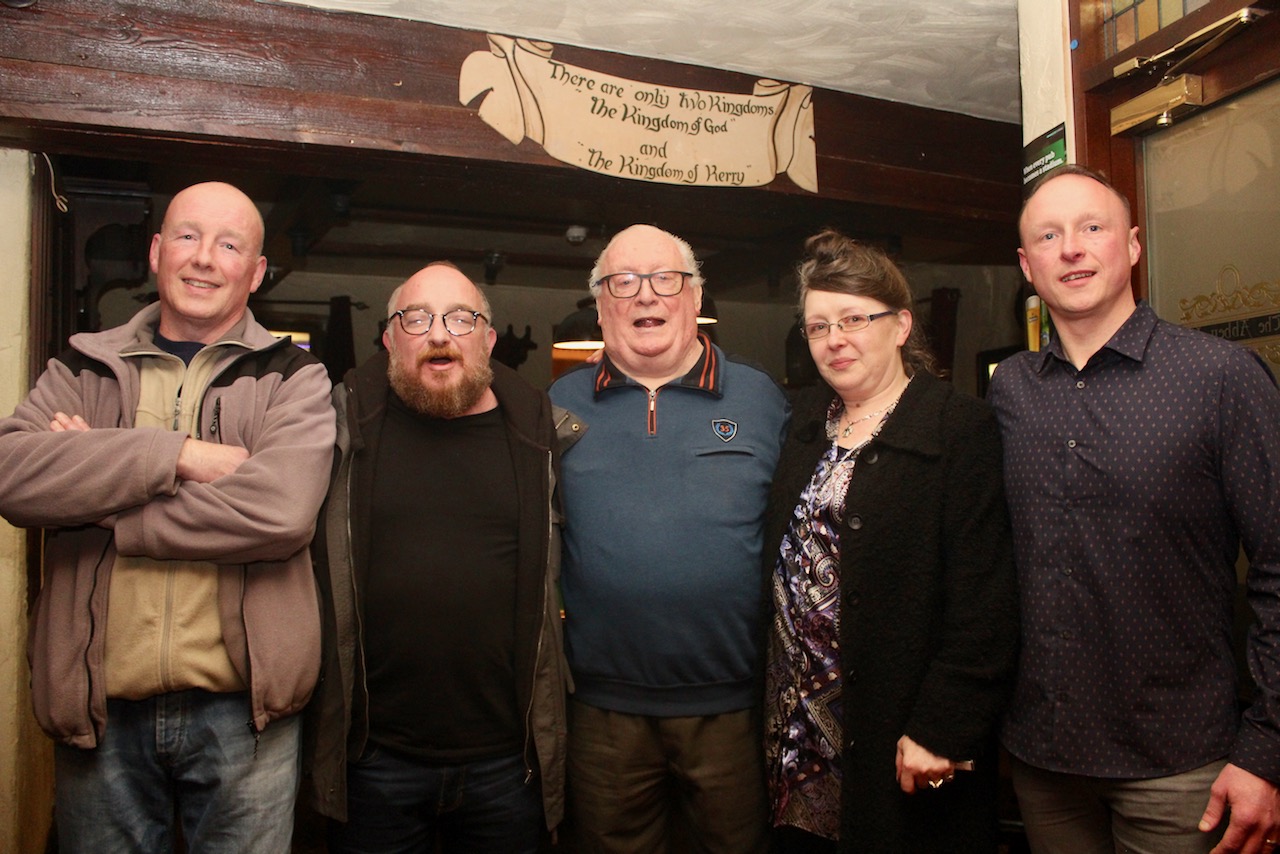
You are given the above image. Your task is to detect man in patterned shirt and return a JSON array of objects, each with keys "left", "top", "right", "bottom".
[{"left": 990, "top": 164, "right": 1280, "bottom": 854}]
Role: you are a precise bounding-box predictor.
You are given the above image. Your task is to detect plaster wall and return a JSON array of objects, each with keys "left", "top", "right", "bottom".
[
  {"left": 0, "top": 147, "right": 54, "bottom": 854},
  {"left": 1018, "top": 0, "right": 1075, "bottom": 151}
]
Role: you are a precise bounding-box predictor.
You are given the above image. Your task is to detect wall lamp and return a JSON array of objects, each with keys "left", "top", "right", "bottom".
[
  {"left": 553, "top": 298, "right": 604, "bottom": 352},
  {"left": 696, "top": 293, "right": 719, "bottom": 326}
]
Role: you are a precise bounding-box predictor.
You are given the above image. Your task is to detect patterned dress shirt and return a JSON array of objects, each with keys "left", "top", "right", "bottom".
[
  {"left": 990, "top": 302, "right": 1280, "bottom": 783},
  {"left": 765, "top": 395, "right": 893, "bottom": 840},
  {"left": 765, "top": 438, "right": 848, "bottom": 840}
]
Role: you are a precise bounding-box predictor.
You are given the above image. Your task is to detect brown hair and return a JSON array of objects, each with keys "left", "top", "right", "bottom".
[{"left": 796, "top": 229, "right": 937, "bottom": 376}]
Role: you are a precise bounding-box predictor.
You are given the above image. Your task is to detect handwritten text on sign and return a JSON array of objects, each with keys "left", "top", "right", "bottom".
[{"left": 459, "top": 35, "right": 817, "bottom": 192}]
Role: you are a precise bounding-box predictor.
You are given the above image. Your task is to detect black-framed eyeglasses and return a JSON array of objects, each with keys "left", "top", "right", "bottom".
[
  {"left": 594, "top": 270, "right": 692, "bottom": 299},
  {"left": 390, "top": 308, "right": 489, "bottom": 337},
  {"left": 799, "top": 311, "right": 898, "bottom": 340}
]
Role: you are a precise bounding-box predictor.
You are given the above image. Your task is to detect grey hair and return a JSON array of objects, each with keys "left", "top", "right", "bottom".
[{"left": 588, "top": 225, "right": 704, "bottom": 295}]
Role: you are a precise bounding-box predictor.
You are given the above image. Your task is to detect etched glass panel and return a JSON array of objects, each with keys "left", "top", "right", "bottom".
[{"left": 1144, "top": 78, "right": 1280, "bottom": 370}]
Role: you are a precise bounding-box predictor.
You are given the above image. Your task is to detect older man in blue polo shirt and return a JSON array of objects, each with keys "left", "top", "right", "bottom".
[{"left": 549, "top": 224, "right": 788, "bottom": 854}]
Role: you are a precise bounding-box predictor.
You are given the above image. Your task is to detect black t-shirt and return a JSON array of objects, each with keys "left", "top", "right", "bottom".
[{"left": 363, "top": 394, "right": 522, "bottom": 763}]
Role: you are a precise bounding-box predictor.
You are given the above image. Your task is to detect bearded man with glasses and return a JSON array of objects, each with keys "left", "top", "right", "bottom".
[
  {"left": 305, "top": 261, "right": 576, "bottom": 853},
  {"left": 549, "top": 224, "right": 789, "bottom": 853}
]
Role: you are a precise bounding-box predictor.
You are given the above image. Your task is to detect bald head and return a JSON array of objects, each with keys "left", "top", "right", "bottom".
[
  {"left": 588, "top": 224, "right": 707, "bottom": 387},
  {"left": 1019, "top": 165, "right": 1131, "bottom": 247},
  {"left": 164, "top": 182, "right": 265, "bottom": 255},
  {"left": 386, "top": 261, "right": 491, "bottom": 326}
]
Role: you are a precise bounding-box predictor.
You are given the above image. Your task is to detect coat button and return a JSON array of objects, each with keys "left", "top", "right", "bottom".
[
  {"left": 848, "top": 515, "right": 863, "bottom": 530},
  {"left": 864, "top": 449, "right": 878, "bottom": 464}
]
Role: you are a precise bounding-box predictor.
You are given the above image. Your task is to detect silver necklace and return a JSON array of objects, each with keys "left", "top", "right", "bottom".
[
  {"left": 840, "top": 408, "right": 887, "bottom": 437},
  {"left": 834, "top": 376, "right": 913, "bottom": 440}
]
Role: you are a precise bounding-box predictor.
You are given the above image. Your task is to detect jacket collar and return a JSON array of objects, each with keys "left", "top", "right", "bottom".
[{"left": 69, "top": 303, "right": 282, "bottom": 370}]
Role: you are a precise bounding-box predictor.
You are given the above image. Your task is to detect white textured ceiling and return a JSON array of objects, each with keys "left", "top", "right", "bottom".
[{"left": 274, "top": 0, "right": 1022, "bottom": 123}]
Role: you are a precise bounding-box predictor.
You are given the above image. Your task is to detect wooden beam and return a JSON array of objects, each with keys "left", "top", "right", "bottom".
[{"left": 0, "top": 0, "right": 1020, "bottom": 227}]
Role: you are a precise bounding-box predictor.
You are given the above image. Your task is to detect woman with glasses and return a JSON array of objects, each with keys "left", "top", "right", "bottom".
[{"left": 763, "top": 229, "right": 1018, "bottom": 852}]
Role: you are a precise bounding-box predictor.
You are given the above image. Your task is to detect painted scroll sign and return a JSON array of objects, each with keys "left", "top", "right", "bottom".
[{"left": 459, "top": 35, "right": 817, "bottom": 192}]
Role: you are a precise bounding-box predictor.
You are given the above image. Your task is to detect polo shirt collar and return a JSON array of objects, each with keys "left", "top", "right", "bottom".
[{"left": 592, "top": 332, "right": 721, "bottom": 397}]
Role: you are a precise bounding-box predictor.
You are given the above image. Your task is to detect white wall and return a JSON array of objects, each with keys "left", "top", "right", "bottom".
[{"left": 1018, "top": 0, "right": 1075, "bottom": 151}]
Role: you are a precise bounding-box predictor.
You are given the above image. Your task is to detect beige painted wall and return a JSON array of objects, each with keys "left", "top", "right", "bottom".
[{"left": 0, "top": 148, "right": 54, "bottom": 854}]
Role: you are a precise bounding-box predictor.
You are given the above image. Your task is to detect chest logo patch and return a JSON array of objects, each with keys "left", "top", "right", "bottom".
[{"left": 712, "top": 419, "right": 738, "bottom": 442}]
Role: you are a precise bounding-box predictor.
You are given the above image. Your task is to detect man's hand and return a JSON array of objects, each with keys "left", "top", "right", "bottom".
[
  {"left": 49, "top": 411, "right": 90, "bottom": 432},
  {"left": 1201, "top": 763, "right": 1280, "bottom": 853},
  {"left": 176, "top": 438, "right": 249, "bottom": 483}
]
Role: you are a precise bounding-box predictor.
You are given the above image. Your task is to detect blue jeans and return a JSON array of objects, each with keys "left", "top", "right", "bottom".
[
  {"left": 54, "top": 689, "right": 301, "bottom": 854},
  {"left": 332, "top": 745, "right": 543, "bottom": 854}
]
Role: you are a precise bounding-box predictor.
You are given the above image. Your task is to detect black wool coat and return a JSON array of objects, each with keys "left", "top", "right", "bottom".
[{"left": 763, "top": 372, "right": 1019, "bottom": 852}]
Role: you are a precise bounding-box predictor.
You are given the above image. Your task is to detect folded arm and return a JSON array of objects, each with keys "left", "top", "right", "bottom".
[
  {"left": 0, "top": 362, "right": 188, "bottom": 528},
  {"left": 111, "top": 360, "right": 336, "bottom": 564}
]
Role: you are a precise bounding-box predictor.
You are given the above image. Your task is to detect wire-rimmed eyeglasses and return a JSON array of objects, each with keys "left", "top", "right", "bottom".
[
  {"left": 594, "top": 270, "right": 692, "bottom": 299},
  {"left": 799, "top": 311, "right": 898, "bottom": 340},
  {"left": 389, "top": 308, "right": 489, "bottom": 337}
]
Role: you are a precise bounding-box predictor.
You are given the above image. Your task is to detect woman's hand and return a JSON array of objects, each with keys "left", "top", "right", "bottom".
[{"left": 895, "top": 734, "right": 958, "bottom": 794}]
